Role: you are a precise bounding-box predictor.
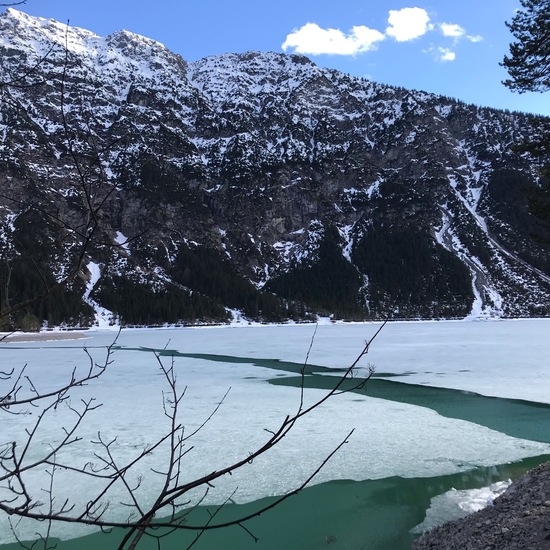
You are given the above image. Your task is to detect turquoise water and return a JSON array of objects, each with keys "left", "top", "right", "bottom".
[
  {"left": 3, "top": 337, "right": 550, "bottom": 549},
  {"left": 155, "top": 348, "right": 550, "bottom": 442},
  {"left": 272, "top": 375, "right": 550, "bottom": 443},
  {"left": 4, "top": 456, "right": 549, "bottom": 550}
]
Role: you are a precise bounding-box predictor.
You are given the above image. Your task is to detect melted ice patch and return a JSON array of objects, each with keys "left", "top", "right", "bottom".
[{"left": 412, "top": 480, "right": 511, "bottom": 533}]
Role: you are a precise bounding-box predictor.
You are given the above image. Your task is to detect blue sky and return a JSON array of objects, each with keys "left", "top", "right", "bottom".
[{"left": 14, "top": 0, "right": 550, "bottom": 116}]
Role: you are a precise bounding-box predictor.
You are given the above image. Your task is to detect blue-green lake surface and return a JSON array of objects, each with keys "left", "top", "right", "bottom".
[{"left": 2, "top": 320, "right": 550, "bottom": 549}]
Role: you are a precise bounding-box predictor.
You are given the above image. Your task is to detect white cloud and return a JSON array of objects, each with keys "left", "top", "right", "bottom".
[
  {"left": 438, "top": 47, "right": 456, "bottom": 62},
  {"left": 281, "top": 8, "right": 481, "bottom": 60},
  {"left": 386, "top": 7, "right": 432, "bottom": 42},
  {"left": 282, "top": 22, "right": 385, "bottom": 56},
  {"left": 467, "top": 34, "right": 483, "bottom": 43},
  {"left": 424, "top": 45, "right": 456, "bottom": 62},
  {"left": 441, "top": 23, "right": 483, "bottom": 43},
  {"left": 440, "top": 23, "right": 465, "bottom": 38}
]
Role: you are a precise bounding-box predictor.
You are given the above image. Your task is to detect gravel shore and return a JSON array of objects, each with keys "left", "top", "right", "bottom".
[
  {"left": 0, "top": 331, "right": 87, "bottom": 343},
  {"left": 413, "top": 461, "right": 550, "bottom": 550}
]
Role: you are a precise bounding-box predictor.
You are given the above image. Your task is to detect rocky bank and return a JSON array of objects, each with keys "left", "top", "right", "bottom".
[{"left": 413, "top": 462, "right": 550, "bottom": 550}]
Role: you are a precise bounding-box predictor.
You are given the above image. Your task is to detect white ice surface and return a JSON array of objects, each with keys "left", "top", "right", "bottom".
[
  {"left": 149, "top": 319, "right": 550, "bottom": 404},
  {"left": 411, "top": 479, "right": 511, "bottom": 533},
  {"left": 1, "top": 320, "right": 550, "bottom": 542}
]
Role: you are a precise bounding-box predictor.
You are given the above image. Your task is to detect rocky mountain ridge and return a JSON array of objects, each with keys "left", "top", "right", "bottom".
[{"left": 1, "top": 8, "right": 549, "bottom": 327}]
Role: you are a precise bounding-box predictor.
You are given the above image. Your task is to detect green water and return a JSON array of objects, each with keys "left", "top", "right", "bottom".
[
  {"left": 271, "top": 375, "right": 550, "bottom": 444},
  {"left": 4, "top": 349, "right": 550, "bottom": 549},
  {"left": 4, "top": 456, "right": 549, "bottom": 550},
  {"left": 151, "top": 349, "right": 550, "bottom": 442},
  {"left": 152, "top": 349, "right": 550, "bottom": 443}
]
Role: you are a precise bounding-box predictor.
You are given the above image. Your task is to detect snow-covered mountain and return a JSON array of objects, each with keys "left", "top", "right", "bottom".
[{"left": 1, "top": 8, "right": 549, "bottom": 326}]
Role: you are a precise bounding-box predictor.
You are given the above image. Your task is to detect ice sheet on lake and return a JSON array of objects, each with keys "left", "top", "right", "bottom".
[
  {"left": 2, "top": 323, "right": 550, "bottom": 543},
  {"left": 411, "top": 479, "right": 511, "bottom": 534},
  {"left": 130, "top": 319, "right": 550, "bottom": 404}
]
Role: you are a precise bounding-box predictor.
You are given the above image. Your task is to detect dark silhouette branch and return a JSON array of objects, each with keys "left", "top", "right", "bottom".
[
  {"left": 1, "top": 10, "right": 386, "bottom": 549},
  {"left": 1, "top": 319, "right": 383, "bottom": 550}
]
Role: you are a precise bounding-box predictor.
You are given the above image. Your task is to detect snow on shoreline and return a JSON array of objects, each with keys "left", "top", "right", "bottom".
[
  {"left": 2, "top": 315, "right": 549, "bottom": 345},
  {"left": 0, "top": 331, "right": 88, "bottom": 343}
]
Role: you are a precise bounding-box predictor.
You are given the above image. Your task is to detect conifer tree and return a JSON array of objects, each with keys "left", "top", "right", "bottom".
[
  {"left": 502, "top": 0, "right": 550, "bottom": 230},
  {"left": 501, "top": 0, "right": 550, "bottom": 93}
]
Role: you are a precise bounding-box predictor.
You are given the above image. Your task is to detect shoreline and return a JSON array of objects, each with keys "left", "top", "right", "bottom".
[
  {"left": 0, "top": 331, "right": 88, "bottom": 343},
  {"left": 2, "top": 315, "right": 550, "bottom": 342},
  {"left": 413, "top": 461, "right": 550, "bottom": 550}
]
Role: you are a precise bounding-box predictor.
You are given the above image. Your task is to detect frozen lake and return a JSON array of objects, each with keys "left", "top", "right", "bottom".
[{"left": 1, "top": 319, "right": 550, "bottom": 548}]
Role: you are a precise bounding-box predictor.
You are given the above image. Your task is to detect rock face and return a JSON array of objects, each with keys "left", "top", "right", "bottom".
[
  {"left": 413, "top": 461, "right": 550, "bottom": 550},
  {"left": 1, "top": 9, "right": 550, "bottom": 326}
]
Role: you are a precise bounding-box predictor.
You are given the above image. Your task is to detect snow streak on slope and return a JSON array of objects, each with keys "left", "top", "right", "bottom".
[
  {"left": 83, "top": 262, "right": 117, "bottom": 329},
  {"left": 435, "top": 203, "right": 503, "bottom": 319}
]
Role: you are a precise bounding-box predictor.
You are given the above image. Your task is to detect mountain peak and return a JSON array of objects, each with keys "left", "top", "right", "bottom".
[
  {"left": 1, "top": 8, "right": 101, "bottom": 56},
  {"left": 106, "top": 28, "right": 169, "bottom": 54},
  {"left": 0, "top": 9, "right": 188, "bottom": 80}
]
